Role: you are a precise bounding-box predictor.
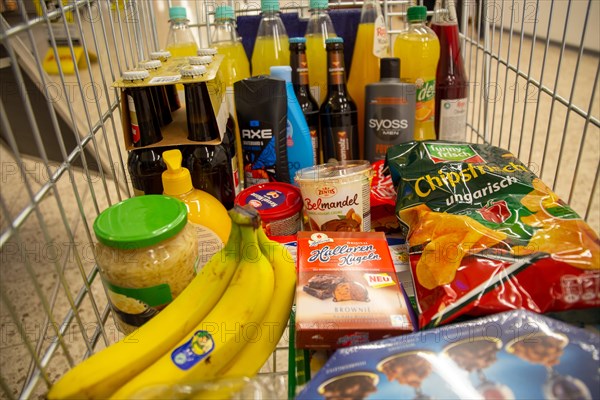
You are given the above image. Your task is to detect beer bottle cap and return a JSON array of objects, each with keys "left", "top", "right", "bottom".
[
  {"left": 189, "top": 55, "right": 213, "bottom": 65},
  {"left": 150, "top": 50, "right": 171, "bottom": 60},
  {"left": 122, "top": 69, "right": 150, "bottom": 81},
  {"left": 138, "top": 59, "right": 162, "bottom": 70},
  {"left": 289, "top": 37, "right": 306, "bottom": 44},
  {"left": 180, "top": 65, "right": 207, "bottom": 77},
  {"left": 197, "top": 48, "right": 218, "bottom": 56},
  {"left": 325, "top": 37, "right": 343, "bottom": 44}
]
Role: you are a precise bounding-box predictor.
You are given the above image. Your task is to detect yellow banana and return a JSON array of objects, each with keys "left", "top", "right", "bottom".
[
  {"left": 220, "top": 227, "right": 296, "bottom": 377},
  {"left": 110, "top": 217, "right": 275, "bottom": 399},
  {"left": 48, "top": 223, "right": 241, "bottom": 400},
  {"left": 192, "top": 227, "right": 296, "bottom": 400}
]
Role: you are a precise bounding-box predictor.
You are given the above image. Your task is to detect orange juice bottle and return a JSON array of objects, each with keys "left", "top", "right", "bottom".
[
  {"left": 393, "top": 6, "right": 439, "bottom": 140},
  {"left": 304, "top": 0, "right": 336, "bottom": 105},
  {"left": 251, "top": 0, "right": 290, "bottom": 76},
  {"left": 165, "top": 6, "right": 198, "bottom": 57},
  {"left": 347, "top": 0, "right": 389, "bottom": 158}
]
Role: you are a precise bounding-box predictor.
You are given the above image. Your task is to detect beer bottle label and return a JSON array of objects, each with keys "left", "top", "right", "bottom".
[{"left": 128, "top": 94, "right": 141, "bottom": 144}]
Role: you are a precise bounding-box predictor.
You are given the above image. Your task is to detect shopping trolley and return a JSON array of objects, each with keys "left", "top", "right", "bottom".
[{"left": 0, "top": 1, "right": 597, "bottom": 398}]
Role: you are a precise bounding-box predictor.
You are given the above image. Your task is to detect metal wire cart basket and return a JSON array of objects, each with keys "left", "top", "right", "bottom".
[{"left": 0, "top": 0, "right": 598, "bottom": 398}]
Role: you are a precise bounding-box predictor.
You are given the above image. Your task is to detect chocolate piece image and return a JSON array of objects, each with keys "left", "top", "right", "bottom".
[
  {"left": 333, "top": 281, "right": 370, "bottom": 302},
  {"left": 303, "top": 274, "right": 346, "bottom": 300},
  {"left": 377, "top": 351, "right": 435, "bottom": 388},
  {"left": 303, "top": 285, "right": 333, "bottom": 300},
  {"left": 318, "top": 372, "right": 379, "bottom": 400},
  {"left": 506, "top": 333, "right": 568, "bottom": 367},
  {"left": 444, "top": 337, "right": 502, "bottom": 372}
]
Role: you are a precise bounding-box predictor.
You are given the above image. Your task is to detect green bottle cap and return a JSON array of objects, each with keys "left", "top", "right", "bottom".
[
  {"left": 325, "top": 37, "right": 343, "bottom": 44},
  {"left": 215, "top": 5, "right": 234, "bottom": 20},
  {"left": 93, "top": 195, "right": 188, "bottom": 249},
  {"left": 310, "top": 0, "right": 329, "bottom": 10},
  {"left": 169, "top": 6, "right": 188, "bottom": 20},
  {"left": 407, "top": 6, "right": 427, "bottom": 22},
  {"left": 289, "top": 37, "right": 306, "bottom": 44},
  {"left": 261, "top": 0, "right": 280, "bottom": 13}
]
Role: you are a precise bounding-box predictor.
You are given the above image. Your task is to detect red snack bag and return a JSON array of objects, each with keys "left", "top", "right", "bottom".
[
  {"left": 386, "top": 141, "right": 600, "bottom": 328},
  {"left": 370, "top": 160, "right": 400, "bottom": 233}
]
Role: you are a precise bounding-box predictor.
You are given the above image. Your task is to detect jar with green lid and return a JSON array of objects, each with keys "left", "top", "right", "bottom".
[{"left": 93, "top": 195, "right": 198, "bottom": 334}]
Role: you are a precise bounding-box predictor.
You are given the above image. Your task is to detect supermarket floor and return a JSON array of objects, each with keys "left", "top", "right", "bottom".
[{"left": 1, "top": 31, "right": 599, "bottom": 400}]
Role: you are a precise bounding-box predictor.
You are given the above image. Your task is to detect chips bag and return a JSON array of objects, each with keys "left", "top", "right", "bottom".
[{"left": 386, "top": 141, "right": 599, "bottom": 328}]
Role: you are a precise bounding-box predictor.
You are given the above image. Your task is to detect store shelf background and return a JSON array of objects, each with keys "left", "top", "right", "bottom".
[{"left": 0, "top": 1, "right": 598, "bottom": 399}]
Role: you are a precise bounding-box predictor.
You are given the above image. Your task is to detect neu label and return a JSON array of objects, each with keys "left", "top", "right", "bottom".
[{"left": 242, "top": 129, "right": 272, "bottom": 139}]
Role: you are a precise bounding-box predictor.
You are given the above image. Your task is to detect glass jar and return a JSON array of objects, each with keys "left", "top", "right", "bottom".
[{"left": 93, "top": 195, "right": 198, "bottom": 334}]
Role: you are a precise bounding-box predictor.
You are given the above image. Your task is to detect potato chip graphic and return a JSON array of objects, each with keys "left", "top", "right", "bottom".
[{"left": 526, "top": 219, "right": 599, "bottom": 270}]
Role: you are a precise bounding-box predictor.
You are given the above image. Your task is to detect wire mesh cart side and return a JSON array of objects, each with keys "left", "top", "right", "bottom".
[{"left": 0, "top": 1, "right": 598, "bottom": 399}]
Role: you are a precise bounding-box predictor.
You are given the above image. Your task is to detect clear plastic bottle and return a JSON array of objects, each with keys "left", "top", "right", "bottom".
[
  {"left": 431, "top": 0, "right": 469, "bottom": 141},
  {"left": 211, "top": 5, "right": 249, "bottom": 190},
  {"left": 211, "top": 5, "right": 251, "bottom": 86},
  {"left": 165, "top": 6, "right": 198, "bottom": 57},
  {"left": 347, "top": 0, "right": 390, "bottom": 159},
  {"left": 393, "top": 5, "right": 439, "bottom": 141},
  {"left": 251, "top": 0, "right": 290, "bottom": 76},
  {"left": 304, "top": 0, "right": 336, "bottom": 105}
]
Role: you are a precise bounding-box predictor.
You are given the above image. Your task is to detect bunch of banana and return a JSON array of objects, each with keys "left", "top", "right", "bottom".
[
  {"left": 48, "top": 212, "right": 244, "bottom": 399},
  {"left": 49, "top": 205, "right": 296, "bottom": 399}
]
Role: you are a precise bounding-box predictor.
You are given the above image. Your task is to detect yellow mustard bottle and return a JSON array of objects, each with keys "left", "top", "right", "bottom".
[{"left": 162, "top": 149, "right": 231, "bottom": 267}]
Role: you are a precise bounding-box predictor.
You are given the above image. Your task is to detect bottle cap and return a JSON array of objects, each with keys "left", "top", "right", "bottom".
[
  {"left": 380, "top": 57, "right": 400, "bottom": 79},
  {"left": 169, "top": 6, "right": 188, "bottom": 20},
  {"left": 261, "top": 0, "right": 280, "bottom": 13},
  {"left": 289, "top": 37, "right": 306, "bottom": 44},
  {"left": 189, "top": 56, "right": 212, "bottom": 65},
  {"left": 180, "top": 65, "right": 207, "bottom": 77},
  {"left": 162, "top": 149, "right": 194, "bottom": 196},
  {"left": 270, "top": 66, "right": 292, "bottom": 83},
  {"left": 407, "top": 5, "right": 427, "bottom": 22},
  {"left": 197, "top": 48, "right": 218, "bottom": 56},
  {"left": 93, "top": 195, "right": 188, "bottom": 249},
  {"left": 149, "top": 50, "right": 171, "bottom": 61},
  {"left": 215, "top": 5, "right": 234, "bottom": 20},
  {"left": 309, "top": 0, "right": 329, "bottom": 10},
  {"left": 325, "top": 37, "right": 343, "bottom": 44},
  {"left": 122, "top": 69, "right": 150, "bottom": 81},
  {"left": 138, "top": 59, "right": 162, "bottom": 70}
]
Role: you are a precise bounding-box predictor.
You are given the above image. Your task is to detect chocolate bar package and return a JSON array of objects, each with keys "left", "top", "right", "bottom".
[
  {"left": 297, "top": 310, "right": 600, "bottom": 400},
  {"left": 295, "top": 232, "right": 415, "bottom": 349}
]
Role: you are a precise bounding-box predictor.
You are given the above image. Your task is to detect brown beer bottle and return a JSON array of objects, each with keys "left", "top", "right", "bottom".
[
  {"left": 180, "top": 65, "right": 220, "bottom": 142},
  {"left": 319, "top": 37, "right": 358, "bottom": 162},
  {"left": 122, "top": 69, "right": 163, "bottom": 147}
]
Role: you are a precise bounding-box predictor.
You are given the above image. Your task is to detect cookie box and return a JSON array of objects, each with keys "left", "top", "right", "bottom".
[
  {"left": 295, "top": 231, "right": 416, "bottom": 349},
  {"left": 297, "top": 310, "right": 600, "bottom": 399}
]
